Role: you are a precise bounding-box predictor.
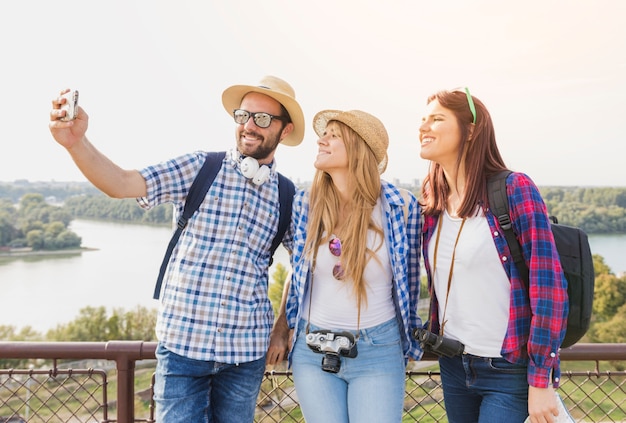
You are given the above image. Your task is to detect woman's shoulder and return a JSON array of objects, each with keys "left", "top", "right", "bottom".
[
  {"left": 381, "top": 180, "right": 416, "bottom": 202},
  {"left": 293, "top": 188, "right": 311, "bottom": 212},
  {"left": 505, "top": 171, "right": 539, "bottom": 189},
  {"left": 504, "top": 171, "right": 542, "bottom": 198}
]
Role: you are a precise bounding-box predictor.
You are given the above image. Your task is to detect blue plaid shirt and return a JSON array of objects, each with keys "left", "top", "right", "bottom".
[
  {"left": 285, "top": 181, "right": 423, "bottom": 362},
  {"left": 138, "top": 149, "right": 293, "bottom": 363}
]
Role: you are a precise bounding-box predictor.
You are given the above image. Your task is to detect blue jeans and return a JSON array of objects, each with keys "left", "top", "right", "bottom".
[
  {"left": 439, "top": 353, "right": 528, "bottom": 423},
  {"left": 291, "top": 318, "right": 406, "bottom": 423},
  {"left": 153, "top": 342, "right": 266, "bottom": 423}
]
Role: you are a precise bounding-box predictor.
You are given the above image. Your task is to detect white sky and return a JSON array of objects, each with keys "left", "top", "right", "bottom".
[{"left": 2, "top": 0, "right": 625, "bottom": 187}]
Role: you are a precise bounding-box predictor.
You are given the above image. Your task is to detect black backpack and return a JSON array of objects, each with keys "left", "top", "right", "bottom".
[
  {"left": 153, "top": 151, "right": 295, "bottom": 300},
  {"left": 488, "top": 170, "right": 594, "bottom": 348}
]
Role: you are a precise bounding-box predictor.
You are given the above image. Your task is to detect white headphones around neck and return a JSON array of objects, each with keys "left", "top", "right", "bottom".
[{"left": 240, "top": 156, "right": 271, "bottom": 186}]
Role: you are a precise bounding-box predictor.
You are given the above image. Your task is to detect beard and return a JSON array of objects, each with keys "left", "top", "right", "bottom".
[{"left": 236, "top": 128, "right": 283, "bottom": 162}]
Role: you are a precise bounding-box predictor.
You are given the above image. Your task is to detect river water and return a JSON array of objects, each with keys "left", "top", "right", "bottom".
[{"left": 0, "top": 220, "right": 623, "bottom": 333}]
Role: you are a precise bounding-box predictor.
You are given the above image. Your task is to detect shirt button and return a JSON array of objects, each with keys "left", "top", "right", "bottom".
[
  {"left": 550, "top": 352, "right": 556, "bottom": 357},
  {"left": 217, "top": 328, "right": 222, "bottom": 333},
  {"left": 502, "top": 256, "right": 508, "bottom": 262},
  {"left": 554, "top": 377, "right": 560, "bottom": 382},
  {"left": 493, "top": 231, "right": 499, "bottom": 237}
]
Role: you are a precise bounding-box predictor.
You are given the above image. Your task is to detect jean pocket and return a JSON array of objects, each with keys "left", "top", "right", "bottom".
[
  {"left": 487, "top": 357, "right": 527, "bottom": 374},
  {"left": 366, "top": 319, "right": 401, "bottom": 347}
]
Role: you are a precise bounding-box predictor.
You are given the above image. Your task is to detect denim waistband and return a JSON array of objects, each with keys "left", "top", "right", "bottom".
[{"left": 299, "top": 317, "right": 399, "bottom": 341}]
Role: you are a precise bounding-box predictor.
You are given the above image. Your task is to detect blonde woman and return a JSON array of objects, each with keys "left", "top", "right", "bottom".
[{"left": 268, "top": 110, "right": 422, "bottom": 423}]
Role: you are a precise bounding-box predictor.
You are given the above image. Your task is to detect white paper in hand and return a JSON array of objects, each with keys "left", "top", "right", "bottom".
[{"left": 524, "top": 390, "right": 575, "bottom": 423}]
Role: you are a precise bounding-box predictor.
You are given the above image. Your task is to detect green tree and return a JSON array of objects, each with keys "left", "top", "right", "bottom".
[
  {"left": 587, "top": 252, "right": 626, "bottom": 344},
  {"left": 0, "top": 325, "right": 43, "bottom": 368},
  {"left": 269, "top": 263, "right": 290, "bottom": 317},
  {"left": 592, "top": 273, "right": 626, "bottom": 323},
  {"left": 46, "top": 306, "right": 112, "bottom": 341},
  {"left": 116, "top": 306, "right": 158, "bottom": 341},
  {"left": 592, "top": 303, "right": 626, "bottom": 345},
  {"left": 26, "top": 229, "right": 44, "bottom": 250},
  {"left": 594, "top": 254, "right": 612, "bottom": 277},
  {"left": 55, "top": 230, "right": 82, "bottom": 248},
  {"left": 0, "top": 199, "right": 17, "bottom": 246},
  {"left": 0, "top": 211, "right": 17, "bottom": 246},
  {"left": 45, "top": 305, "right": 158, "bottom": 342}
]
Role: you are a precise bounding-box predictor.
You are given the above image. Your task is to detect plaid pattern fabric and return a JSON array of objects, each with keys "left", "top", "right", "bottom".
[
  {"left": 285, "top": 181, "right": 423, "bottom": 362},
  {"left": 138, "top": 149, "right": 293, "bottom": 363},
  {"left": 422, "top": 172, "right": 567, "bottom": 388}
]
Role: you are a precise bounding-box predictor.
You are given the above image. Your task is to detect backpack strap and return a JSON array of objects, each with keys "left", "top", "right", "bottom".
[
  {"left": 270, "top": 173, "right": 295, "bottom": 265},
  {"left": 487, "top": 170, "right": 530, "bottom": 283},
  {"left": 153, "top": 151, "right": 226, "bottom": 299},
  {"left": 153, "top": 153, "right": 295, "bottom": 299}
]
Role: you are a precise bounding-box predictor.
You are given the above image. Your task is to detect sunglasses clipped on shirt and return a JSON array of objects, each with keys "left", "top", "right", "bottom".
[
  {"left": 233, "top": 109, "right": 287, "bottom": 128},
  {"left": 329, "top": 237, "right": 345, "bottom": 280}
]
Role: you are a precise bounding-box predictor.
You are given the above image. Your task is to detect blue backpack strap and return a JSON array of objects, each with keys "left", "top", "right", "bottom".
[
  {"left": 153, "top": 151, "right": 226, "bottom": 299},
  {"left": 270, "top": 173, "right": 295, "bottom": 265}
]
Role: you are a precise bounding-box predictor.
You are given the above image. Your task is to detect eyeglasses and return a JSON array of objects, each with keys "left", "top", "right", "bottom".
[
  {"left": 329, "top": 237, "right": 345, "bottom": 280},
  {"left": 233, "top": 109, "right": 286, "bottom": 128},
  {"left": 462, "top": 87, "right": 477, "bottom": 124}
]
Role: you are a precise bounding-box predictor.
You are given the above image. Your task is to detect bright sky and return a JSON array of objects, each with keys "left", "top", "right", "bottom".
[{"left": 2, "top": 0, "right": 625, "bottom": 187}]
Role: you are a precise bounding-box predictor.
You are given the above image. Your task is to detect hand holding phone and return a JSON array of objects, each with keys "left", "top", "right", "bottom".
[{"left": 60, "top": 90, "right": 79, "bottom": 121}]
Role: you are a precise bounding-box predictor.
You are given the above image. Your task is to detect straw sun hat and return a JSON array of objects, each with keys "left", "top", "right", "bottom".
[
  {"left": 313, "top": 109, "right": 389, "bottom": 173},
  {"left": 222, "top": 75, "right": 305, "bottom": 146}
]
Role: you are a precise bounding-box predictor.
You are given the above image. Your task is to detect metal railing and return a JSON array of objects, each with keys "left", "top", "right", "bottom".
[{"left": 1, "top": 341, "right": 626, "bottom": 422}]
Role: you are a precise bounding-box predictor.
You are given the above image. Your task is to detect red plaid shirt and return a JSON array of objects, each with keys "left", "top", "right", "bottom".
[{"left": 422, "top": 172, "right": 568, "bottom": 388}]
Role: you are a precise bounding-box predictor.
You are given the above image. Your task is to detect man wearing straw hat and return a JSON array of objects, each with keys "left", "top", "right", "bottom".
[{"left": 48, "top": 76, "right": 304, "bottom": 423}]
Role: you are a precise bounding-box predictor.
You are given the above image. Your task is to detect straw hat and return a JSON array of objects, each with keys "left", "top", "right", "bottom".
[
  {"left": 313, "top": 109, "right": 389, "bottom": 173},
  {"left": 222, "top": 76, "right": 304, "bottom": 146}
]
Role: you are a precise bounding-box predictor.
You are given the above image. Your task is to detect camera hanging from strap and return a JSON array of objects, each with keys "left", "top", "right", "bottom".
[
  {"left": 304, "top": 238, "right": 359, "bottom": 372},
  {"left": 415, "top": 215, "right": 466, "bottom": 357}
]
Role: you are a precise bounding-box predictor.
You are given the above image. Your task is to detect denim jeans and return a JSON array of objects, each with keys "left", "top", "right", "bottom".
[
  {"left": 153, "top": 342, "right": 266, "bottom": 423},
  {"left": 291, "top": 318, "right": 406, "bottom": 423},
  {"left": 439, "top": 353, "right": 529, "bottom": 423}
]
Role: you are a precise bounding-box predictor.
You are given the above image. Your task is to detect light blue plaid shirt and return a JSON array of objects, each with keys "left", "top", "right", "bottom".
[
  {"left": 138, "top": 149, "right": 293, "bottom": 363},
  {"left": 285, "top": 181, "right": 423, "bottom": 362}
]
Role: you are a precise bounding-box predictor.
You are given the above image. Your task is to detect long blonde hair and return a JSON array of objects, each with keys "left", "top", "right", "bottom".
[{"left": 304, "top": 121, "right": 384, "bottom": 307}]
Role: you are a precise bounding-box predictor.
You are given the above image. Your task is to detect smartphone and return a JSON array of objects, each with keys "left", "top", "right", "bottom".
[{"left": 60, "top": 90, "right": 79, "bottom": 121}]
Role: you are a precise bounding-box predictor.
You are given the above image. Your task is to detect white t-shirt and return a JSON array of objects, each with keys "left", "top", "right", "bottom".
[
  {"left": 429, "top": 209, "right": 510, "bottom": 357},
  {"left": 302, "top": 200, "right": 396, "bottom": 330}
]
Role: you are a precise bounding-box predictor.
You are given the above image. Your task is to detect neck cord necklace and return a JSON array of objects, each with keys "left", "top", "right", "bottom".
[{"left": 431, "top": 214, "right": 466, "bottom": 336}]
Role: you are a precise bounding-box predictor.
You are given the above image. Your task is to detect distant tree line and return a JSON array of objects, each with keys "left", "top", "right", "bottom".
[
  {"left": 0, "top": 305, "right": 157, "bottom": 368},
  {"left": 0, "top": 193, "right": 81, "bottom": 250},
  {"left": 57, "top": 186, "right": 626, "bottom": 234},
  {"left": 0, "top": 193, "right": 172, "bottom": 250},
  {"left": 2, "top": 185, "right": 626, "bottom": 251},
  {"left": 541, "top": 187, "right": 626, "bottom": 234},
  {"left": 0, "top": 180, "right": 100, "bottom": 203},
  {"left": 62, "top": 195, "right": 173, "bottom": 225}
]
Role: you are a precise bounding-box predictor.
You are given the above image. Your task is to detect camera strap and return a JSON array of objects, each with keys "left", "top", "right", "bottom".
[{"left": 429, "top": 215, "right": 466, "bottom": 336}]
